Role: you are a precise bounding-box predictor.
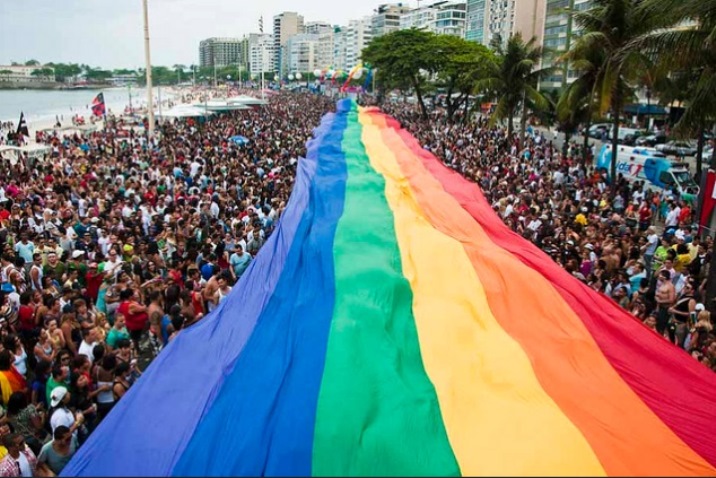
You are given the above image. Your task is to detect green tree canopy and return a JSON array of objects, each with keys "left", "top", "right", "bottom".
[
  {"left": 362, "top": 28, "right": 441, "bottom": 119},
  {"left": 30, "top": 68, "right": 55, "bottom": 78},
  {"left": 475, "top": 33, "right": 550, "bottom": 143},
  {"left": 432, "top": 35, "right": 496, "bottom": 121}
]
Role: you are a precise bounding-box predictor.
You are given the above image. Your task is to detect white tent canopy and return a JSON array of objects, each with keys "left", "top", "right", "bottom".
[
  {"left": 201, "top": 100, "right": 252, "bottom": 112},
  {"left": 157, "top": 105, "right": 214, "bottom": 118},
  {"left": 0, "top": 144, "right": 51, "bottom": 165},
  {"left": 226, "top": 95, "right": 268, "bottom": 106}
]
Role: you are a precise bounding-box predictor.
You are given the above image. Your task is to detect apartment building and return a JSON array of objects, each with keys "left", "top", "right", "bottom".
[
  {"left": 273, "top": 12, "right": 305, "bottom": 75},
  {"left": 198, "top": 37, "right": 244, "bottom": 68},
  {"left": 346, "top": 17, "right": 373, "bottom": 69},
  {"left": 371, "top": 3, "right": 411, "bottom": 37},
  {"left": 399, "top": 1, "right": 467, "bottom": 38},
  {"left": 248, "top": 33, "right": 276, "bottom": 75},
  {"left": 466, "top": 0, "right": 545, "bottom": 47},
  {"left": 540, "top": 0, "right": 593, "bottom": 91},
  {"left": 286, "top": 34, "right": 319, "bottom": 74}
]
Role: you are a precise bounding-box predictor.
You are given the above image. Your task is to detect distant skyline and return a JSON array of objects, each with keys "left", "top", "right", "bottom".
[{"left": 0, "top": 0, "right": 408, "bottom": 69}]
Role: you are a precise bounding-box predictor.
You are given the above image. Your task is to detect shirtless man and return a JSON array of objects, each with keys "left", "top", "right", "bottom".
[{"left": 655, "top": 269, "right": 676, "bottom": 336}]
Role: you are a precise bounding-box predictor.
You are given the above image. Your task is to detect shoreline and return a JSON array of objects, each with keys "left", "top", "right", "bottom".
[
  {"left": 18, "top": 86, "right": 236, "bottom": 137},
  {"left": 0, "top": 82, "right": 113, "bottom": 91}
]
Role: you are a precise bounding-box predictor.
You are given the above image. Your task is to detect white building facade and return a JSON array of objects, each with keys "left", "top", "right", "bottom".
[
  {"left": 286, "top": 33, "right": 319, "bottom": 74},
  {"left": 273, "top": 12, "right": 305, "bottom": 76},
  {"left": 248, "top": 33, "right": 276, "bottom": 75},
  {"left": 399, "top": 1, "right": 467, "bottom": 38},
  {"left": 346, "top": 17, "right": 373, "bottom": 69},
  {"left": 332, "top": 27, "right": 348, "bottom": 71},
  {"left": 371, "top": 3, "right": 411, "bottom": 37},
  {"left": 465, "top": 0, "right": 544, "bottom": 47}
]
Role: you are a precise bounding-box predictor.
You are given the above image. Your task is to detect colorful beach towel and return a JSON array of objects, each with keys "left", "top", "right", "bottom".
[{"left": 63, "top": 100, "right": 716, "bottom": 477}]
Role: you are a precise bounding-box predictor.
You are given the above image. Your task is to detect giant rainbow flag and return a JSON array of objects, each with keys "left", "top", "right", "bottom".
[{"left": 64, "top": 100, "right": 716, "bottom": 477}]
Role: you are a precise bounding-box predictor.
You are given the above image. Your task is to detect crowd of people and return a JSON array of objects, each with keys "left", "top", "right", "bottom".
[
  {"left": 0, "top": 90, "right": 334, "bottom": 475},
  {"left": 380, "top": 100, "right": 716, "bottom": 371},
  {"left": 0, "top": 88, "right": 713, "bottom": 475}
]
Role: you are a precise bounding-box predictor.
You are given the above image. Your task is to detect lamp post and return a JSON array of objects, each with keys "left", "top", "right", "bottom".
[{"left": 142, "top": 0, "right": 155, "bottom": 138}]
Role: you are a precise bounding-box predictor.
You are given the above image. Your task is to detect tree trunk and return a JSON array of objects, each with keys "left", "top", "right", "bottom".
[
  {"left": 583, "top": 111, "right": 592, "bottom": 164},
  {"left": 519, "top": 103, "right": 528, "bottom": 151},
  {"left": 446, "top": 81, "right": 455, "bottom": 122},
  {"left": 462, "top": 96, "right": 470, "bottom": 123},
  {"left": 696, "top": 124, "right": 705, "bottom": 183},
  {"left": 610, "top": 91, "right": 622, "bottom": 194},
  {"left": 507, "top": 114, "right": 514, "bottom": 140},
  {"left": 563, "top": 132, "right": 571, "bottom": 157},
  {"left": 413, "top": 78, "right": 428, "bottom": 121},
  {"left": 706, "top": 225, "right": 716, "bottom": 308}
]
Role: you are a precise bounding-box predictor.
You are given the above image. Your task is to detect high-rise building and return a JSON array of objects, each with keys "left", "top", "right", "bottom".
[
  {"left": 286, "top": 33, "right": 319, "bottom": 74},
  {"left": 199, "top": 37, "right": 244, "bottom": 68},
  {"left": 540, "top": 0, "right": 592, "bottom": 91},
  {"left": 466, "top": 0, "right": 487, "bottom": 42},
  {"left": 346, "top": 17, "right": 373, "bottom": 69},
  {"left": 248, "top": 33, "right": 276, "bottom": 75},
  {"left": 399, "top": 1, "right": 467, "bottom": 38},
  {"left": 465, "top": 0, "right": 545, "bottom": 45},
  {"left": 333, "top": 27, "right": 348, "bottom": 71},
  {"left": 371, "top": 3, "right": 411, "bottom": 37},
  {"left": 434, "top": 1, "right": 467, "bottom": 37},
  {"left": 316, "top": 30, "right": 335, "bottom": 71},
  {"left": 466, "top": 0, "right": 545, "bottom": 47},
  {"left": 305, "top": 21, "right": 333, "bottom": 35},
  {"left": 273, "top": 12, "right": 305, "bottom": 76}
]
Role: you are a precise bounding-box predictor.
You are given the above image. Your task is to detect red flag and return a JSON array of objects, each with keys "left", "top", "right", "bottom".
[{"left": 92, "top": 92, "right": 106, "bottom": 117}]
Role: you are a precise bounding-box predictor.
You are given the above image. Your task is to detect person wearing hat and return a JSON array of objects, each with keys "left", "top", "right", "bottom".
[
  {"left": 67, "top": 251, "right": 88, "bottom": 288},
  {"left": 48, "top": 387, "right": 84, "bottom": 439}
]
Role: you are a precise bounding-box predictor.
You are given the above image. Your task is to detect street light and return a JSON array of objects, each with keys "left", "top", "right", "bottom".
[{"left": 142, "top": 0, "right": 155, "bottom": 138}]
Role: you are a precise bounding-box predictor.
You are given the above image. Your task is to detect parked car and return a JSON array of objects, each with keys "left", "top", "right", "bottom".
[
  {"left": 635, "top": 132, "right": 667, "bottom": 147},
  {"left": 605, "top": 127, "right": 647, "bottom": 145},
  {"left": 582, "top": 123, "right": 609, "bottom": 138},
  {"left": 656, "top": 140, "right": 698, "bottom": 156}
]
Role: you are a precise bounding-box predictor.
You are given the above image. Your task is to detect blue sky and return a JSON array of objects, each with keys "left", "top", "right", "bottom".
[{"left": 0, "top": 0, "right": 389, "bottom": 69}]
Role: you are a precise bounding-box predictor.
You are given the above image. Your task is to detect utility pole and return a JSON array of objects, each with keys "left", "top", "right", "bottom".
[
  {"left": 213, "top": 61, "right": 217, "bottom": 89},
  {"left": 158, "top": 85, "right": 163, "bottom": 120},
  {"left": 142, "top": 0, "right": 155, "bottom": 138},
  {"left": 259, "top": 15, "right": 266, "bottom": 101}
]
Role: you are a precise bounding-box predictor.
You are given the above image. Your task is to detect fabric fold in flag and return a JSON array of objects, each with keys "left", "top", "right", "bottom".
[{"left": 62, "top": 99, "right": 716, "bottom": 477}]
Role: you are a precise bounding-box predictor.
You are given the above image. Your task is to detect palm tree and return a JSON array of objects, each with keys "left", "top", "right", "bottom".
[
  {"left": 568, "top": 0, "right": 668, "bottom": 188},
  {"left": 555, "top": 85, "right": 591, "bottom": 159},
  {"left": 634, "top": 0, "right": 716, "bottom": 177},
  {"left": 633, "top": 0, "right": 716, "bottom": 302},
  {"left": 558, "top": 44, "right": 605, "bottom": 161},
  {"left": 476, "top": 33, "right": 550, "bottom": 146}
]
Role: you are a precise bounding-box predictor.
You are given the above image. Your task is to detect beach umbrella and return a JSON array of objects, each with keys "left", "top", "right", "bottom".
[{"left": 229, "top": 135, "right": 249, "bottom": 146}]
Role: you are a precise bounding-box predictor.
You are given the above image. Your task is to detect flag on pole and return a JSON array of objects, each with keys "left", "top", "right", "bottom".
[
  {"left": 16, "top": 112, "right": 29, "bottom": 137},
  {"left": 91, "top": 92, "right": 106, "bottom": 117}
]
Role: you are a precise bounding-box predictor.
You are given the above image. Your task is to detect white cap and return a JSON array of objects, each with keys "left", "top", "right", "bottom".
[
  {"left": 50, "top": 386, "right": 68, "bottom": 408},
  {"left": 72, "top": 250, "right": 85, "bottom": 259}
]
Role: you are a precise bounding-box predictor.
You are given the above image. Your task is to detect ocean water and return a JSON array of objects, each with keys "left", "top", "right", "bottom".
[{"left": 0, "top": 87, "right": 169, "bottom": 125}]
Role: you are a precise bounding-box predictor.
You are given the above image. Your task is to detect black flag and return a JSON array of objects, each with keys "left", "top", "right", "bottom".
[{"left": 16, "top": 112, "right": 29, "bottom": 137}]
